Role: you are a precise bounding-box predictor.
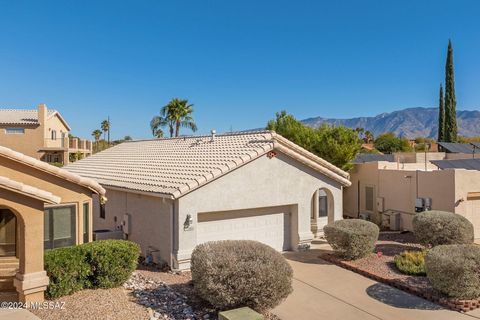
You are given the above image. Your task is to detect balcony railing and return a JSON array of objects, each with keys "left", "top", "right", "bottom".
[{"left": 44, "top": 137, "right": 93, "bottom": 152}]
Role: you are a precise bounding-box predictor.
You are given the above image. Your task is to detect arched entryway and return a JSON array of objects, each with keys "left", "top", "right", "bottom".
[
  {"left": 311, "top": 188, "right": 334, "bottom": 238},
  {"left": 0, "top": 209, "right": 16, "bottom": 257}
]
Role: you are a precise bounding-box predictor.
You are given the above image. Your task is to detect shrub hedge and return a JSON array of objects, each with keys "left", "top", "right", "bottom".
[
  {"left": 323, "top": 219, "right": 379, "bottom": 260},
  {"left": 45, "top": 240, "right": 139, "bottom": 298},
  {"left": 394, "top": 250, "right": 427, "bottom": 276},
  {"left": 191, "top": 240, "right": 293, "bottom": 312},
  {"left": 425, "top": 244, "right": 480, "bottom": 299},
  {"left": 413, "top": 211, "right": 474, "bottom": 247},
  {"left": 44, "top": 246, "right": 91, "bottom": 298},
  {"left": 82, "top": 240, "right": 140, "bottom": 288}
]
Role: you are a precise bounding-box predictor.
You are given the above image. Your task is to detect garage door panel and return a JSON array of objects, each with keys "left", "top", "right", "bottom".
[{"left": 197, "top": 207, "right": 291, "bottom": 251}]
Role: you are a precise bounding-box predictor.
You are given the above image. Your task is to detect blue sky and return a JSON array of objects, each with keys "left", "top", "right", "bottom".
[{"left": 0, "top": 1, "right": 479, "bottom": 139}]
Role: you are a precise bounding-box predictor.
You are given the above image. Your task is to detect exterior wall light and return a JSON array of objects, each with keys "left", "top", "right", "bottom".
[{"left": 184, "top": 214, "right": 193, "bottom": 231}]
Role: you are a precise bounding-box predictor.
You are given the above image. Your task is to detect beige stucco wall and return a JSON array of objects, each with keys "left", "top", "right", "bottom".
[
  {"left": 174, "top": 152, "right": 344, "bottom": 270},
  {"left": 0, "top": 108, "right": 70, "bottom": 161},
  {"left": 0, "top": 156, "right": 94, "bottom": 244},
  {"left": 0, "top": 125, "right": 43, "bottom": 159},
  {"left": 0, "top": 189, "right": 49, "bottom": 302},
  {"left": 345, "top": 163, "right": 480, "bottom": 238},
  {"left": 92, "top": 188, "right": 173, "bottom": 265}
]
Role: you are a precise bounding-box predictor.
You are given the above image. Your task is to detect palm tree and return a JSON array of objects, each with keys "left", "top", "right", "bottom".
[
  {"left": 364, "top": 130, "right": 374, "bottom": 144},
  {"left": 150, "top": 115, "right": 169, "bottom": 138},
  {"left": 91, "top": 129, "right": 102, "bottom": 152},
  {"left": 162, "top": 98, "right": 197, "bottom": 137},
  {"left": 101, "top": 119, "right": 110, "bottom": 144}
]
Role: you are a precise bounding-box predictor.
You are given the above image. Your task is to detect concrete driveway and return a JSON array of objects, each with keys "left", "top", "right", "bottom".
[{"left": 273, "top": 243, "right": 480, "bottom": 320}]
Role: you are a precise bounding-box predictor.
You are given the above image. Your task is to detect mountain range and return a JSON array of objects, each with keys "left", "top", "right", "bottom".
[{"left": 301, "top": 107, "right": 480, "bottom": 139}]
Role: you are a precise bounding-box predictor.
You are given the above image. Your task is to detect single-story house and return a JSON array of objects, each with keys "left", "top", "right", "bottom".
[
  {"left": 344, "top": 159, "right": 480, "bottom": 237},
  {"left": 0, "top": 146, "right": 105, "bottom": 302},
  {"left": 65, "top": 131, "right": 351, "bottom": 270}
]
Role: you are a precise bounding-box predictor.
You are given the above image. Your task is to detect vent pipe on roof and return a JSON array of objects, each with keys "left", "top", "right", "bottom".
[{"left": 211, "top": 129, "right": 216, "bottom": 142}]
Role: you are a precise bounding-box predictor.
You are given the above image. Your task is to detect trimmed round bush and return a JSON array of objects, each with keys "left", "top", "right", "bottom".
[
  {"left": 323, "top": 219, "right": 379, "bottom": 260},
  {"left": 45, "top": 246, "right": 91, "bottom": 298},
  {"left": 82, "top": 240, "right": 140, "bottom": 288},
  {"left": 413, "top": 211, "right": 474, "bottom": 247},
  {"left": 425, "top": 244, "right": 480, "bottom": 299},
  {"left": 191, "top": 240, "right": 293, "bottom": 312},
  {"left": 44, "top": 240, "right": 140, "bottom": 298},
  {"left": 394, "top": 250, "right": 427, "bottom": 276}
]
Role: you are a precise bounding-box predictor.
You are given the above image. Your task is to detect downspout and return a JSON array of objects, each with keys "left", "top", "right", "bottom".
[{"left": 170, "top": 200, "right": 176, "bottom": 269}]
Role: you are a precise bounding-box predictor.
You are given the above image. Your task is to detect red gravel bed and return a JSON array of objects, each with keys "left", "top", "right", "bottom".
[{"left": 320, "top": 233, "right": 480, "bottom": 313}]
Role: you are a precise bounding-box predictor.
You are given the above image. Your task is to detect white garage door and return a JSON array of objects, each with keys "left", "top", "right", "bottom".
[{"left": 197, "top": 206, "right": 292, "bottom": 251}]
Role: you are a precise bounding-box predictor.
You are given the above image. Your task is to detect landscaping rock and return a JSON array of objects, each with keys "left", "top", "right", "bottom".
[{"left": 124, "top": 271, "right": 199, "bottom": 320}]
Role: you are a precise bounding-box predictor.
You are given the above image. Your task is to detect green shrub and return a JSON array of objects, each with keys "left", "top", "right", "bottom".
[
  {"left": 413, "top": 211, "right": 474, "bottom": 247},
  {"left": 394, "top": 250, "right": 427, "bottom": 276},
  {"left": 82, "top": 240, "right": 140, "bottom": 288},
  {"left": 425, "top": 245, "right": 480, "bottom": 299},
  {"left": 44, "top": 246, "right": 91, "bottom": 299},
  {"left": 323, "top": 219, "right": 379, "bottom": 260},
  {"left": 191, "top": 240, "right": 293, "bottom": 312},
  {"left": 44, "top": 240, "right": 139, "bottom": 298}
]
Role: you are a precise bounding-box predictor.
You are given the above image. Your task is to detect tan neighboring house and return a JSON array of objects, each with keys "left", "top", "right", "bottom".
[
  {"left": 0, "top": 104, "right": 92, "bottom": 165},
  {"left": 344, "top": 158, "right": 480, "bottom": 238},
  {"left": 65, "top": 131, "right": 351, "bottom": 270},
  {"left": 0, "top": 146, "right": 105, "bottom": 303}
]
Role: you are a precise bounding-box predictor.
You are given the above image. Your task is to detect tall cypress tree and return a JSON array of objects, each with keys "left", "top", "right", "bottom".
[
  {"left": 444, "top": 39, "right": 457, "bottom": 142},
  {"left": 438, "top": 84, "right": 445, "bottom": 142}
]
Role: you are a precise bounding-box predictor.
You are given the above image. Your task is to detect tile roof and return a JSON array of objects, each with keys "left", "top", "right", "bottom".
[
  {"left": 0, "top": 108, "right": 57, "bottom": 125},
  {"left": 0, "top": 146, "right": 105, "bottom": 196},
  {"left": 65, "top": 131, "right": 351, "bottom": 198},
  {"left": 0, "top": 175, "right": 61, "bottom": 204}
]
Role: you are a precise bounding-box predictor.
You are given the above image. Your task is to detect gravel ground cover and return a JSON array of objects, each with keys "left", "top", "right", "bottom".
[
  {"left": 320, "top": 231, "right": 480, "bottom": 312},
  {"left": 31, "top": 286, "right": 150, "bottom": 320},
  {"left": 32, "top": 264, "right": 281, "bottom": 320}
]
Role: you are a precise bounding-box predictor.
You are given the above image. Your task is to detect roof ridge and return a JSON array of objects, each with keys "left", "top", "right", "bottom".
[{"left": 122, "top": 130, "right": 273, "bottom": 143}]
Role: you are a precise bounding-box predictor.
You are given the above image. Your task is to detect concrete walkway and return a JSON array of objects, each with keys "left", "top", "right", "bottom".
[
  {"left": 273, "top": 245, "right": 480, "bottom": 320},
  {"left": 0, "top": 308, "right": 40, "bottom": 320}
]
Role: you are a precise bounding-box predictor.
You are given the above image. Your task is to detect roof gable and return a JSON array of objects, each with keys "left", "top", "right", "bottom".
[
  {"left": 65, "top": 131, "right": 350, "bottom": 198},
  {"left": 0, "top": 175, "right": 60, "bottom": 204},
  {"left": 0, "top": 146, "right": 105, "bottom": 195}
]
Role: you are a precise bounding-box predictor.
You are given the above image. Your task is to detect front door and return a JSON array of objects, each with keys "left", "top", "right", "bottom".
[
  {"left": 0, "top": 209, "right": 16, "bottom": 256},
  {"left": 317, "top": 189, "right": 329, "bottom": 229}
]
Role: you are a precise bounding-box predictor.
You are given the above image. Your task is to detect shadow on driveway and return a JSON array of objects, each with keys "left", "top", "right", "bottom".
[
  {"left": 366, "top": 283, "right": 443, "bottom": 310},
  {"left": 283, "top": 249, "right": 333, "bottom": 265}
]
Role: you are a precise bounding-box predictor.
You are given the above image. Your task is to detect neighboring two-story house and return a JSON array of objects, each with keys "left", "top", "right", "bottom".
[{"left": 0, "top": 104, "right": 92, "bottom": 165}]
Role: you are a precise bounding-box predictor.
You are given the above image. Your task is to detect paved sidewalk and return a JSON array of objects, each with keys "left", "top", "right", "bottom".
[
  {"left": 273, "top": 245, "right": 480, "bottom": 320},
  {"left": 0, "top": 308, "right": 40, "bottom": 320}
]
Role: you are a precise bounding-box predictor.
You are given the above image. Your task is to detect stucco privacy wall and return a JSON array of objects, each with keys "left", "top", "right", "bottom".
[
  {"left": 0, "top": 156, "right": 94, "bottom": 243},
  {"left": 174, "top": 151, "right": 343, "bottom": 270},
  {"left": 93, "top": 188, "right": 173, "bottom": 264}
]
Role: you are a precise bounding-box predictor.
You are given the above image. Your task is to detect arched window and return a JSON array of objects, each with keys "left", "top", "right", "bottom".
[
  {"left": 318, "top": 189, "right": 328, "bottom": 218},
  {"left": 51, "top": 130, "right": 57, "bottom": 140}
]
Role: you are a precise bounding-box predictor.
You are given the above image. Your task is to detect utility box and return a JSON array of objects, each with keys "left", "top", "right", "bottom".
[
  {"left": 376, "top": 197, "right": 384, "bottom": 212},
  {"left": 122, "top": 214, "right": 131, "bottom": 235},
  {"left": 219, "top": 307, "right": 263, "bottom": 320}
]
